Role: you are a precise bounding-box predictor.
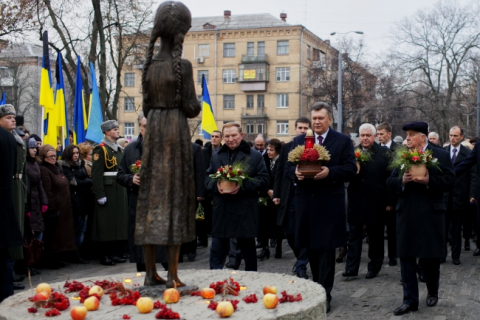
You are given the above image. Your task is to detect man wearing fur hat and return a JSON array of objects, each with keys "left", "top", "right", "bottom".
[{"left": 91, "top": 120, "right": 128, "bottom": 266}]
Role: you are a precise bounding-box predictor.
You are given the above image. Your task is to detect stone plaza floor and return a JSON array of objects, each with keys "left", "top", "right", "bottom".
[{"left": 12, "top": 239, "right": 480, "bottom": 320}]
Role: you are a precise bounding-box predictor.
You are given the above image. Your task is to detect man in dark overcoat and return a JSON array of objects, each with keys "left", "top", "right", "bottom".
[
  {"left": 343, "top": 123, "right": 390, "bottom": 279},
  {"left": 444, "top": 126, "right": 476, "bottom": 265},
  {"left": 0, "top": 107, "right": 23, "bottom": 303},
  {"left": 91, "top": 120, "right": 128, "bottom": 266},
  {"left": 205, "top": 122, "right": 269, "bottom": 272},
  {"left": 117, "top": 114, "right": 167, "bottom": 272},
  {"left": 273, "top": 117, "right": 311, "bottom": 279},
  {"left": 387, "top": 121, "right": 455, "bottom": 315},
  {"left": 377, "top": 122, "right": 400, "bottom": 266},
  {"left": 285, "top": 102, "right": 357, "bottom": 313}
]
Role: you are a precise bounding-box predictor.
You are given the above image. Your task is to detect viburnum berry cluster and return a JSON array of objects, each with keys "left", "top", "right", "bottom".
[
  {"left": 242, "top": 293, "right": 258, "bottom": 303},
  {"left": 44, "top": 308, "right": 61, "bottom": 317},
  {"left": 209, "top": 278, "right": 240, "bottom": 296},
  {"left": 122, "top": 315, "right": 131, "bottom": 319},
  {"left": 154, "top": 303, "right": 180, "bottom": 319},
  {"left": 226, "top": 299, "right": 239, "bottom": 310},
  {"left": 109, "top": 290, "right": 141, "bottom": 306},
  {"left": 44, "top": 292, "right": 70, "bottom": 311},
  {"left": 63, "top": 280, "right": 85, "bottom": 293},
  {"left": 279, "top": 291, "right": 302, "bottom": 303},
  {"left": 299, "top": 148, "right": 320, "bottom": 162},
  {"left": 27, "top": 307, "right": 38, "bottom": 313},
  {"left": 78, "top": 286, "right": 91, "bottom": 303},
  {"left": 207, "top": 299, "right": 239, "bottom": 311},
  {"left": 94, "top": 280, "right": 116, "bottom": 290},
  {"left": 190, "top": 290, "right": 202, "bottom": 296},
  {"left": 154, "top": 300, "right": 166, "bottom": 309}
]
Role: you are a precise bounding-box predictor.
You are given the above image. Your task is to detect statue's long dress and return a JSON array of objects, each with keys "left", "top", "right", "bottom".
[{"left": 135, "top": 58, "right": 201, "bottom": 245}]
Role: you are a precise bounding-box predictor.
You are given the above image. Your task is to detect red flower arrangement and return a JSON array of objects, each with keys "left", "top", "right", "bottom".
[
  {"left": 299, "top": 148, "right": 320, "bottom": 162},
  {"left": 130, "top": 160, "right": 141, "bottom": 174}
]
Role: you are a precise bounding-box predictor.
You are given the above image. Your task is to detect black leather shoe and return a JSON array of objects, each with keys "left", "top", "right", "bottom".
[
  {"left": 225, "top": 261, "right": 240, "bottom": 270},
  {"left": 465, "top": 239, "right": 470, "bottom": 251},
  {"left": 257, "top": 247, "right": 270, "bottom": 260},
  {"left": 296, "top": 271, "right": 308, "bottom": 279},
  {"left": 326, "top": 300, "right": 331, "bottom": 313},
  {"left": 418, "top": 274, "right": 426, "bottom": 283},
  {"left": 474, "top": 248, "right": 480, "bottom": 256},
  {"left": 110, "top": 255, "right": 126, "bottom": 263},
  {"left": 452, "top": 259, "right": 461, "bottom": 265},
  {"left": 187, "top": 252, "right": 196, "bottom": 261},
  {"left": 274, "top": 248, "right": 282, "bottom": 259},
  {"left": 117, "top": 253, "right": 129, "bottom": 260},
  {"left": 365, "top": 271, "right": 378, "bottom": 279},
  {"left": 269, "top": 239, "right": 277, "bottom": 247},
  {"left": 394, "top": 303, "right": 418, "bottom": 315},
  {"left": 389, "top": 259, "right": 398, "bottom": 266},
  {"left": 342, "top": 270, "right": 358, "bottom": 277},
  {"left": 426, "top": 295, "right": 438, "bottom": 307},
  {"left": 100, "top": 256, "right": 116, "bottom": 266},
  {"left": 13, "top": 283, "right": 25, "bottom": 290},
  {"left": 197, "top": 241, "right": 208, "bottom": 248},
  {"left": 13, "top": 274, "right": 26, "bottom": 282}
]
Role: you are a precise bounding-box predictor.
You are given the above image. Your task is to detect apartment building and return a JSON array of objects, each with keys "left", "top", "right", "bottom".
[{"left": 118, "top": 11, "right": 336, "bottom": 141}]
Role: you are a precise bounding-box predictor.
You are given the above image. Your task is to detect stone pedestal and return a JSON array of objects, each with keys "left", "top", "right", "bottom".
[{"left": 0, "top": 269, "right": 326, "bottom": 320}]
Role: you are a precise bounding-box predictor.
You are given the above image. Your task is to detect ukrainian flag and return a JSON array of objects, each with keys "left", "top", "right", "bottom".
[
  {"left": 0, "top": 92, "right": 6, "bottom": 105},
  {"left": 39, "top": 31, "right": 56, "bottom": 146},
  {"left": 55, "top": 52, "right": 69, "bottom": 147},
  {"left": 73, "top": 56, "right": 87, "bottom": 144},
  {"left": 201, "top": 75, "right": 217, "bottom": 139},
  {"left": 85, "top": 62, "right": 104, "bottom": 144}
]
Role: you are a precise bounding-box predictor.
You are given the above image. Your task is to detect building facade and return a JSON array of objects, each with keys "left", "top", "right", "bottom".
[{"left": 118, "top": 11, "right": 337, "bottom": 142}]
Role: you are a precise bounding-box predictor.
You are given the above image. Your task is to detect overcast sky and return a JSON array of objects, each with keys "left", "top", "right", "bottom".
[{"left": 154, "top": 0, "right": 471, "bottom": 60}]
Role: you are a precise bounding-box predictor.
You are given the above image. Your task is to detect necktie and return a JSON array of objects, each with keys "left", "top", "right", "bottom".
[
  {"left": 382, "top": 144, "right": 388, "bottom": 149},
  {"left": 452, "top": 148, "right": 457, "bottom": 163},
  {"left": 270, "top": 160, "right": 275, "bottom": 171},
  {"left": 317, "top": 135, "right": 323, "bottom": 145}
]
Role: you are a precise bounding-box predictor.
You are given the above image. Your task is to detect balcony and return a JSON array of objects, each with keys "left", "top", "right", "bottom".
[
  {"left": 238, "top": 62, "right": 269, "bottom": 91},
  {"left": 241, "top": 54, "right": 268, "bottom": 64},
  {"left": 241, "top": 107, "right": 268, "bottom": 119}
]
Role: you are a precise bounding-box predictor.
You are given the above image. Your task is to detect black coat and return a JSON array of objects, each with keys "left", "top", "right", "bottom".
[
  {"left": 25, "top": 157, "right": 48, "bottom": 232},
  {"left": 60, "top": 160, "right": 94, "bottom": 217},
  {"left": 273, "top": 141, "right": 293, "bottom": 226},
  {"left": 117, "top": 135, "right": 166, "bottom": 264},
  {"left": 286, "top": 129, "right": 357, "bottom": 250},
  {"left": 0, "top": 127, "right": 22, "bottom": 249},
  {"left": 347, "top": 142, "right": 390, "bottom": 225},
  {"left": 193, "top": 143, "right": 207, "bottom": 198},
  {"left": 387, "top": 145, "right": 455, "bottom": 258},
  {"left": 258, "top": 153, "right": 277, "bottom": 239},
  {"left": 444, "top": 145, "right": 476, "bottom": 209},
  {"left": 205, "top": 140, "right": 269, "bottom": 239}
]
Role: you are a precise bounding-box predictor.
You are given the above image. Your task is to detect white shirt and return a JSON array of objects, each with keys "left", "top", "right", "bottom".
[
  {"left": 314, "top": 128, "right": 329, "bottom": 145},
  {"left": 450, "top": 145, "right": 460, "bottom": 160},
  {"left": 381, "top": 140, "right": 392, "bottom": 148}
]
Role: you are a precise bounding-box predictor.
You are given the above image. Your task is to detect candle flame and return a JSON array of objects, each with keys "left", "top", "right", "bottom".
[
  {"left": 206, "top": 300, "right": 211, "bottom": 304},
  {"left": 231, "top": 271, "right": 236, "bottom": 274},
  {"left": 136, "top": 273, "right": 142, "bottom": 277},
  {"left": 289, "top": 280, "right": 295, "bottom": 284},
  {"left": 71, "top": 297, "right": 81, "bottom": 300},
  {"left": 306, "top": 129, "right": 314, "bottom": 136},
  {"left": 240, "top": 286, "right": 247, "bottom": 290},
  {"left": 124, "top": 278, "right": 132, "bottom": 283}
]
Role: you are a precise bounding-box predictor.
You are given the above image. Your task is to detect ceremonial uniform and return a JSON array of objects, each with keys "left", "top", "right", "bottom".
[{"left": 91, "top": 139, "right": 128, "bottom": 243}]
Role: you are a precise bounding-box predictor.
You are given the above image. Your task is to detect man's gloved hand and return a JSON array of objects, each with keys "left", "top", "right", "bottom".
[
  {"left": 41, "top": 205, "right": 48, "bottom": 213},
  {"left": 97, "top": 197, "right": 107, "bottom": 205}
]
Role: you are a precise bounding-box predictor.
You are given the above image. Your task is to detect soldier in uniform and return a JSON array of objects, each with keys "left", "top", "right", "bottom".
[{"left": 91, "top": 120, "right": 128, "bottom": 266}]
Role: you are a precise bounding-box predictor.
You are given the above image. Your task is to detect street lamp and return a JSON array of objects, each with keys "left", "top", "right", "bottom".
[{"left": 329, "top": 31, "right": 364, "bottom": 133}]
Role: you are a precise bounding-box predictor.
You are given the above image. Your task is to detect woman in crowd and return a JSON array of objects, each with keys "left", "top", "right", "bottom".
[
  {"left": 78, "top": 142, "right": 94, "bottom": 177},
  {"left": 38, "top": 144, "right": 77, "bottom": 268},
  {"left": 60, "top": 145, "right": 94, "bottom": 261},
  {"left": 257, "top": 138, "right": 283, "bottom": 260}
]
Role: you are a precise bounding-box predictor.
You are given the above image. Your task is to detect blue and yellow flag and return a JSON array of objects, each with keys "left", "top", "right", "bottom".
[
  {"left": 0, "top": 92, "right": 6, "bottom": 105},
  {"left": 201, "top": 75, "right": 217, "bottom": 139},
  {"left": 39, "top": 31, "right": 56, "bottom": 146},
  {"left": 85, "top": 62, "right": 104, "bottom": 144},
  {"left": 73, "top": 56, "right": 87, "bottom": 144},
  {"left": 55, "top": 52, "right": 69, "bottom": 147}
]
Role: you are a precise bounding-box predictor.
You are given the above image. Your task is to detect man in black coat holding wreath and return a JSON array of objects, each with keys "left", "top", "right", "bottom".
[{"left": 387, "top": 121, "right": 455, "bottom": 316}]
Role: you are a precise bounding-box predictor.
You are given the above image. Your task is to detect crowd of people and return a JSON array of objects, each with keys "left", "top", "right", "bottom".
[{"left": 2, "top": 101, "right": 480, "bottom": 316}]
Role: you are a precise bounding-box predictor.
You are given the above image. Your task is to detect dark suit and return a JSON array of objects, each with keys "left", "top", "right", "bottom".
[
  {"left": 385, "top": 141, "right": 400, "bottom": 260},
  {"left": 258, "top": 154, "right": 278, "bottom": 244},
  {"left": 273, "top": 141, "right": 308, "bottom": 273},
  {"left": 444, "top": 145, "right": 476, "bottom": 260},
  {"left": 286, "top": 128, "right": 357, "bottom": 303},
  {"left": 346, "top": 142, "right": 390, "bottom": 275},
  {"left": 387, "top": 145, "right": 455, "bottom": 306}
]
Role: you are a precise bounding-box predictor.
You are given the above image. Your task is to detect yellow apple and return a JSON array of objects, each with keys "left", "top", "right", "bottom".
[
  {"left": 70, "top": 306, "right": 88, "bottom": 320},
  {"left": 35, "top": 283, "right": 52, "bottom": 296},
  {"left": 200, "top": 288, "right": 216, "bottom": 299},
  {"left": 88, "top": 285, "right": 104, "bottom": 298},
  {"left": 163, "top": 288, "right": 180, "bottom": 304},
  {"left": 263, "top": 293, "right": 279, "bottom": 309},
  {"left": 263, "top": 285, "right": 277, "bottom": 295},
  {"left": 136, "top": 297, "right": 154, "bottom": 313},
  {"left": 84, "top": 296, "right": 100, "bottom": 311},
  {"left": 216, "top": 301, "right": 234, "bottom": 318},
  {"left": 33, "top": 291, "right": 49, "bottom": 303}
]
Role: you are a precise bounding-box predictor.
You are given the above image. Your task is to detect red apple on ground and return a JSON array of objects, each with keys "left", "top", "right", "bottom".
[
  {"left": 35, "top": 283, "right": 52, "bottom": 295},
  {"left": 263, "top": 285, "right": 277, "bottom": 295},
  {"left": 216, "top": 301, "right": 234, "bottom": 318},
  {"left": 88, "top": 285, "right": 104, "bottom": 298},
  {"left": 84, "top": 296, "right": 100, "bottom": 311},
  {"left": 33, "top": 291, "right": 50, "bottom": 303},
  {"left": 136, "top": 297, "right": 154, "bottom": 313},
  {"left": 263, "top": 293, "right": 279, "bottom": 309},
  {"left": 200, "top": 288, "right": 216, "bottom": 299},
  {"left": 70, "top": 306, "right": 88, "bottom": 320},
  {"left": 163, "top": 288, "right": 180, "bottom": 304}
]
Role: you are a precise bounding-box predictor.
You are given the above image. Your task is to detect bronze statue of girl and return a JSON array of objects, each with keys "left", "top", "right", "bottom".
[{"left": 136, "top": 1, "right": 200, "bottom": 288}]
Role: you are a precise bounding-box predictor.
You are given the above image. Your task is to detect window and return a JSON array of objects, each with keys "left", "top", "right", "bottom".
[
  {"left": 307, "top": 45, "right": 311, "bottom": 60},
  {"left": 277, "top": 94, "right": 289, "bottom": 108},
  {"left": 124, "top": 73, "right": 135, "bottom": 87},
  {"left": 277, "top": 40, "right": 289, "bottom": 55},
  {"left": 246, "top": 122, "right": 254, "bottom": 134},
  {"left": 223, "top": 69, "right": 236, "bottom": 83},
  {"left": 124, "top": 123, "right": 134, "bottom": 138},
  {"left": 223, "top": 95, "right": 235, "bottom": 109},
  {"left": 198, "top": 44, "right": 209, "bottom": 57},
  {"left": 307, "top": 71, "right": 311, "bottom": 86},
  {"left": 197, "top": 123, "right": 203, "bottom": 135},
  {"left": 198, "top": 70, "right": 209, "bottom": 84},
  {"left": 247, "top": 42, "right": 254, "bottom": 56},
  {"left": 223, "top": 43, "right": 235, "bottom": 57},
  {"left": 246, "top": 95, "right": 254, "bottom": 109},
  {"left": 277, "top": 121, "right": 289, "bottom": 135},
  {"left": 257, "top": 94, "right": 265, "bottom": 108},
  {"left": 276, "top": 67, "right": 290, "bottom": 81},
  {"left": 257, "top": 122, "right": 264, "bottom": 133},
  {"left": 124, "top": 97, "right": 135, "bottom": 111},
  {"left": 257, "top": 42, "right": 265, "bottom": 56}
]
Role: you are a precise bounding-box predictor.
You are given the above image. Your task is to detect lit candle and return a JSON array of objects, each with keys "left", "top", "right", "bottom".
[
  {"left": 289, "top": 280, "right": 295, "bottom": 284},
  {"left": 136, "top": 273, "right": 142, "bottom": 277},
  {"left": 71, "top": 297, "right": 81, "bottom": 300},
  {"left": 205, "top": 300, "right": 211, "bottom": 304},
  {"left": 231, "top": 271, "right": 236, "bottom": 275},
  {"left": 240, "top": 286, "right": 247, "bottom": 290},
  {"left": 124, "top": 278, "right": 132, "bottom": 284},
  {"left": 305, "top": 129, "right": 314, "bottom": 148}
]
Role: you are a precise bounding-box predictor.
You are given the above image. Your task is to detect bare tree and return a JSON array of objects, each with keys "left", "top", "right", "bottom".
[{"left": 0, "top": 0, "right": 40, "bottom": 37}]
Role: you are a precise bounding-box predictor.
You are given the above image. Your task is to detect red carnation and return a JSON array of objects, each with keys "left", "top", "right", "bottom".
[{"left": 412, "top": 156, "right": 420, "bottom": 162}]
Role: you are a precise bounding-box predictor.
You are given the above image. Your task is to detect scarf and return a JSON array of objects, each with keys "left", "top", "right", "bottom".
[{"left": 102, "top": 137, "right": 119, "bottom": 152}]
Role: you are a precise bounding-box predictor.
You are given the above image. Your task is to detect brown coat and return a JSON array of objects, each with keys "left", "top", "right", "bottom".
[
  {"left": 135, "top": 59, "right": 200, "bottom": 245},
  {"left": 25, "top": 157, "right": 48, "bottom": 232},
  {"left": 39, "top": 162, "right": 77, "bottom": 253}
]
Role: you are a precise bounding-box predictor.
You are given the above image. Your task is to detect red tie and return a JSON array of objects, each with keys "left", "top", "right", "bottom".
[{"left": 317, "top": 136, "right": 323, "bottom": 145}]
